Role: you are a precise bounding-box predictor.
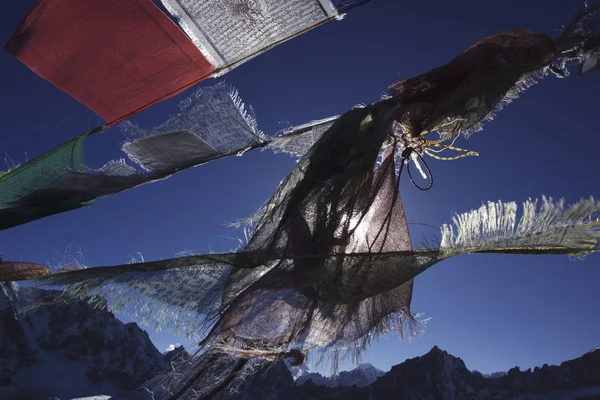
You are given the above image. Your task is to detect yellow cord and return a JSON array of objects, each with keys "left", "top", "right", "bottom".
[{"left": 396, "top": 119, "right": 479, "bottom": 162}]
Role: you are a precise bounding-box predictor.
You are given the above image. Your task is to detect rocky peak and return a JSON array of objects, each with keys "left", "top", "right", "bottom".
[
  {"left": 2, "top": 284, "right": 600, "bottom": 400},
  {"left": 0, "top": 285, "right": 164, "bottom": 399},
  {"left": 164, "top": 345, "right": 191, "bottom": 366},
  {"left": 289, "top": 347, "right": 600, "bottom": 399},
  {"left": 294, "top": 362, "right": 384, "bottom": 388}
]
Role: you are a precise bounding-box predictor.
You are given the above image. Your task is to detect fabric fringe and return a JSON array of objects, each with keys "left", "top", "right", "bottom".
[
  {"left": 309, "top": 310, "right": 425, "bottom": 375},
  {"left": 17, "top": 193, "right": 599, "bottom": 342},
  {"left": 229, "top": 87, "right": 265, "bottom": 141},
  {"left": 149, "top": 348, "right": 265, "bottom": 400},
  {"left": 122, "top": 81, "right": 264, "bottom": 147},
  {"left": 440, "top": 196, "right": 600, "bottom": 254},
  {"left": 462, "top": 68, "right": 548, "bottom": 138},
  {"left": 24, "top": 253, "right": 254, "bottom": 338},
  {"left": 267, "top": 115, "right": 339, "bottom": 158}
]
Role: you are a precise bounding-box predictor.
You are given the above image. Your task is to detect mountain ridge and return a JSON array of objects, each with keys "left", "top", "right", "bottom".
[
  {"left": 292, "top": 362, "right": 385, "bottom": 388},
  {"left": 0, "top": 283, "right": 162, "bottom": 400},
  {"left": 2, "top": 284, "right": 599, "bottom": 400}
]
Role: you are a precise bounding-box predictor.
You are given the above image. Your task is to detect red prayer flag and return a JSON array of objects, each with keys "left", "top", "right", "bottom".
[{"left": 5, "top": 0, "right": 214, "bottom": 123}]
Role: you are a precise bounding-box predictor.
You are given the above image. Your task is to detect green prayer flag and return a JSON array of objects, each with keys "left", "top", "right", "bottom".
[{"left": 0, "top": 133, "right": 94, "bottom": 230}]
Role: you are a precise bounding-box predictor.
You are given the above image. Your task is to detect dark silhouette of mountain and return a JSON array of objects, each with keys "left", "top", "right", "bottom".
[
  {"left": 204, "top": 346, "right": 600, "bottom": 399},
  {"left": 285, "top": 346, "right": 600, "bottom": 399},
  {"left": 2, "top": 283, "right": 599, "bottom": 400},
  {"left": 0, "top": 283, "right": 163, "bottom": 400},
  {"left": 294, "top": 363, "right": 385, "bottom": 388}
]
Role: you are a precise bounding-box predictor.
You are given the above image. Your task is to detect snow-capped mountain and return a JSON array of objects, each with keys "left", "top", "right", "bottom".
[
  {"left": 288, "top": 363, "right": 312, "bottom": 381},
  {"left": 484, "top": 371, "right": 508, "bottom": 379},
  {"left": 0, "top": 283, "right": 164, "bottom": 400},
  {"left": 2, "top": 282, "right": 600, "bottom": 400},
  {"left": 294, "top": 363, "right": 385, "bottom": 388}
]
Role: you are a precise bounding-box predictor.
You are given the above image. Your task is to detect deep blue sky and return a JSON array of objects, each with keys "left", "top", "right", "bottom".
[{"left": 1, "top": 0, "right": 599, "bottom": 375}]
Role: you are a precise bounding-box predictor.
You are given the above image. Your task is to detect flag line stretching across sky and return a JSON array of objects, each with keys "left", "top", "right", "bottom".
[{"left": 1, "top": 3, "right": 600, "bottom": 399}]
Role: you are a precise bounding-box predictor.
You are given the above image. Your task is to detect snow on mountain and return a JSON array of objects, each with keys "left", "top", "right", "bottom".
[
  {"left": 2, "top": 282, "right": 600, "bottom": 400},
  {"left": 295, "top": 363, "right": 385, "bottom": 388},
  {"left": 353, "top": 363, "right": 386, "bottom": 385},
  {"left": 288, "top": 362, "right": 312, "bottom": 381},
  {"left": 0, "top": 283, "right": 164, "bottom": 400},
  {"left": 485, "top": 371, "right": 508, "bottom": 379}
]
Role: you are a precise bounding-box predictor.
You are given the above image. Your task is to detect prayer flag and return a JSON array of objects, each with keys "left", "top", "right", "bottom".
[{"left": 5, "top": 0, "right": 214, "bottom": 122}]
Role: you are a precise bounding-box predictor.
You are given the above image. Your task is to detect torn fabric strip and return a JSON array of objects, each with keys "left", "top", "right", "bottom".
[
  {"left": 0, "top": 261, "right": 51, "bottom": 281},
  {"left": 267, "top": 116, "right": 339, "bottom": 157},
  {"left": 0, "top": 132, "right": 94, "bottom": 230},
  {"left": 22, "top": 196, "right": 600, "bottom": 339},
  {"left": 158, "top": 0, "right": 339, "bottom": 74},
  {"left": 122, "top": 84, "right": 264, "bottom": 155},
  {"left": 387, "top": 4, "right": 600, "bottom": 139},
  {"left": 0, "top": 83, "right": 334, "bottom": 231},
  {"left": 5, "top": 0, "right": 214, "bottom": 122},
  {"left": 388, "top": 30, "right": 557, "bottom": 138},
  {"left": 553, "top": 5, "right": 600, "bottom": 77},
  {"left": 0, "top": 83, "right": 266, "bottom": 231}
]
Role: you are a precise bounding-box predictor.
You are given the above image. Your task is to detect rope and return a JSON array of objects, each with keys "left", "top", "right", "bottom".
[
  {"left": 393, "top": 120, "right": 478, "bottom": 191},
  {"left": 400, "top": 147, "right": 433, "bottom": 191}
]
